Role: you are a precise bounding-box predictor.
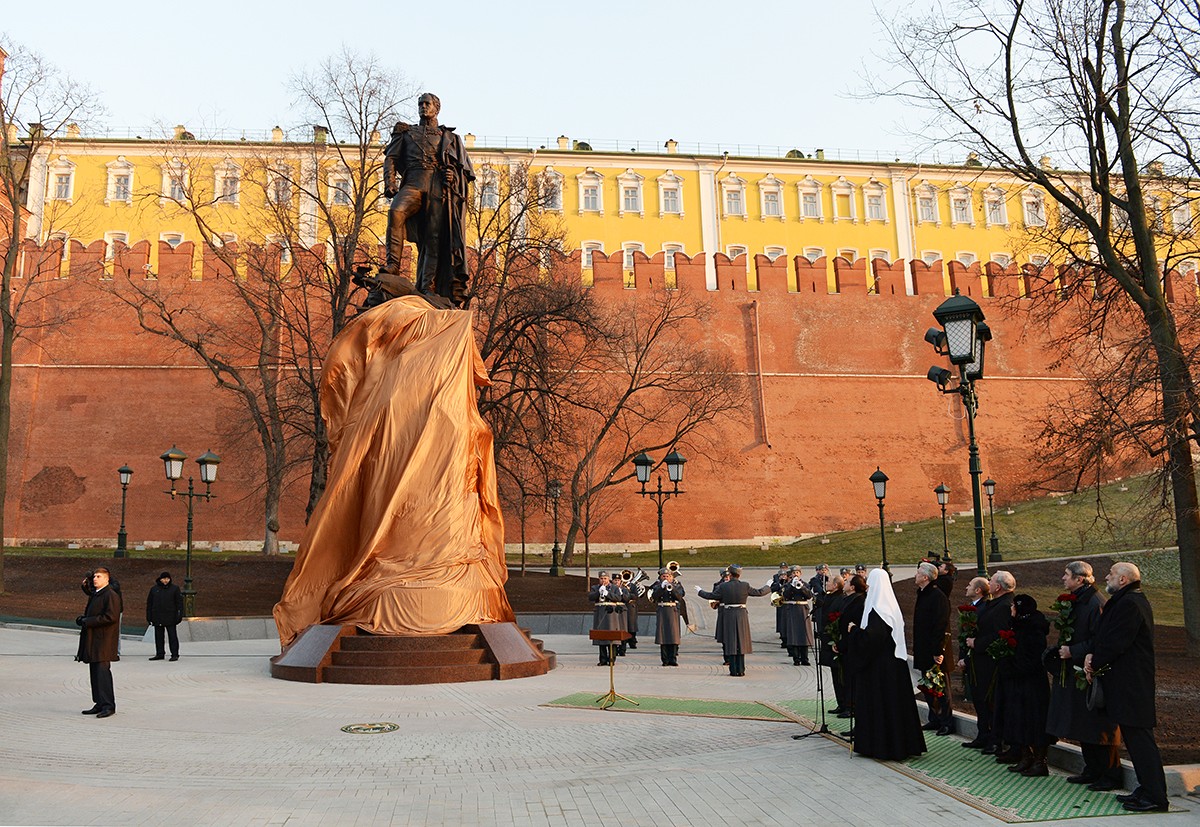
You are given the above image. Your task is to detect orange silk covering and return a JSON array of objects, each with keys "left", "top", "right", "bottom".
[{"left": 273, "top": 297, "right": 515, "bottom": 647}]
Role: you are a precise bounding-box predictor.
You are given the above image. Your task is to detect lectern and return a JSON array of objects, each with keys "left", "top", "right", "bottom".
[{"left": 589, "top": 629, "right": 637, "bottom": 709}]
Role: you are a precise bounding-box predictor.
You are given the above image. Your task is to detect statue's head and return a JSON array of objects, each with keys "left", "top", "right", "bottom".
[{"left": 418, "top": 93, "right": 441, "bottom": 118}]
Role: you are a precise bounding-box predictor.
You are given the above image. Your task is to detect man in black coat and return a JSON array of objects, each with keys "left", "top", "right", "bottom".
[
  {"left": 957, "top": 575, "right": 989, "bottom": 746},
  {"left": 76, "top": 567, "right": 122, "bottom": 718},
  {"left": 146, "top": 571, "right": 185, "bottom": 661},
  {"left": 966, "top": 570, "right": 1014, "bottom": 753},
  {"left": 1045, "top": 561, "right": 1121, "bottom": 789},
  {"left": 913, "top": 562, "right": 954, "bottom": 735},
  {"left": 1086, "top": 563, "right": 1168, "bottom": 813}
]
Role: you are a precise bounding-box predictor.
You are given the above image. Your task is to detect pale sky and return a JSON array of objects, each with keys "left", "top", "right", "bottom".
[{"left": 3, "top": 0, "right": 931, "bottom": 160}]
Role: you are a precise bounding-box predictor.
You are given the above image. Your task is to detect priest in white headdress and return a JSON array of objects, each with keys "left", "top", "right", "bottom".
[{"left": 841, "top": 568, "right": 927, "bottom": 760}]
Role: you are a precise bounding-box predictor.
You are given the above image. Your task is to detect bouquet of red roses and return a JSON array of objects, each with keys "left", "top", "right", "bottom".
[
  {"left": 824, "top": 611, "right": 842, "bottom": 646},
  {"left": 986, "top": 628, "right": 1017, "bottom": 660},
  {"left": 957, "top": 603, "right": 978, "bottom": 652},
  {"left": 918, "top": 664, "right": 947, "bottom": 698},
  {"left": 1049, "top": 592, "right": 1078, "bottom": 684}
]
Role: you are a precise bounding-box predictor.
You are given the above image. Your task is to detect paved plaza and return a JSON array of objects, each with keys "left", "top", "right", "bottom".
[{"left": 1, "top": 612, "right": 1195, "bottom": 827}]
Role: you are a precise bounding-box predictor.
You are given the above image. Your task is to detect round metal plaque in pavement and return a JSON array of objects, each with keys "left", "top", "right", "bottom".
[{"left": 340, "top": 722, "right": 400, "bottom": 734}]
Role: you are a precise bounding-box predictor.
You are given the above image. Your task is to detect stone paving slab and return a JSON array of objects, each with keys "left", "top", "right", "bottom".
[{"left": 0, "top": 626, "right": 1191, "bottom": 827}]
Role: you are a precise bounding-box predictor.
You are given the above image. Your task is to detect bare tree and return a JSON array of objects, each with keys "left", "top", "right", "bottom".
[
  {"left": 0, "top": 39, "right": 98, "bottom": 589},
  {"left": 880, "top": 0, "right": 1200, "bottom": 652}
]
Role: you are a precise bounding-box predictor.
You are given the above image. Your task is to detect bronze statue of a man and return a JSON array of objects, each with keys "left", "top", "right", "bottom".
[{"left": 381, "top": 92, "right": 475, "bottom": 307}]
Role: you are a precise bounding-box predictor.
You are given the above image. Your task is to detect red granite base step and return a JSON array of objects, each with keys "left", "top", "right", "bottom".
[{"left": 270, "top": 622, "right": 556, "bottom": 684}]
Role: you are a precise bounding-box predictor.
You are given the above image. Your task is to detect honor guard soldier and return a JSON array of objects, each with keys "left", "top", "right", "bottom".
[
  {"left": 697, "top": 564, "right": 772, "bottom": 676},
  {"left": 650, "top": 568, "right": 685, "bottom": 666},
  {"left": 589, "top": 571, "right": 628, "bottom": 666},
  {"left": 771, "top": 562, "right": 789, "bottom": 648},
  {"left": 782, "top": 565, "right": 815, "bottom": 665}
]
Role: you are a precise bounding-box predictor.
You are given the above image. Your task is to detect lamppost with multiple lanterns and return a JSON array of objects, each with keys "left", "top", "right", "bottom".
[
  {"left": 869, "top": 467, "right": 890, "bottom": 573},
  {"left": 633, "top": 450, "right": 687, "bottom": 571},
  {"left": 160, "top": 447, "right": 221, "bottom": 617},
  {"left": 984, "top": 477, "right": 1002, "bottom": 563},
  {"left": 115, "top": 465, "right": 133, "bottom": 559},
  {"left": 547, "top": 479, "right": 563, "bottom": 577},
  {"left": 925, "top": 291, "right": 992, "bottom": 576},
  {"left": 934, "top": 483, "right": 951, "bottom": 561}
]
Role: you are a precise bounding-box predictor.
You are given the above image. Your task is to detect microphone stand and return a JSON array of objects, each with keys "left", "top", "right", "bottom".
[{"left": 793, "top": 587, "right": 832, "bottom": 740}]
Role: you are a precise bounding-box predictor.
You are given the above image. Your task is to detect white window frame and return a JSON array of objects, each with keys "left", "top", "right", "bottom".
[
  {"left": 105, "top": 156, "right": 135, "bottom": 205},
  {"left": 1022, "top": 188, "right": 1047, "bottom": 227},
  {"left": 265, "top": 234, "right": 292, "bottom": 265},
  {"left": 616, "top": 169, "right": 644, "bottom": 218},
  {"left": 622, "top": 242, "right": 644, "bottom": 272},
  {"left": 949, "top": 183, "right": 974, "bottom": 227},
  {"left": 863, "top": 178, "right": 888, "bottom": 223},
  {"left": 955, "top": 251, "right": 978, "bottom": 267},
  {"left": 764, "top": 245, "right": 786, "bottom": 262},
  {"left": 757, "top": 174, "right": 786, "bottom": 221},
  {"left": 327, "top": 166, "right": 352, "bottom": 207},
  {"left": 576, "top": 167, "right": 605, "bottom": 216},
  {"left": 662, "top": 243, "right": 685, "bottom": 270},
  {"left": 726, "top": 244, "right": 748, "bottom": 260},
  {"left": 921, "top": 250, "right": 942, "bottom": 266},
  {"left": 214, "top": 161, "right": 241, "bottom": 206},
  {"left": 1029, "top": 254, "right": 1050, "bottom": 268},
  {"left": 990, "top": 252, "right": 1012, "bottom": 268},
  {"left": 657, "top": 170, "right": 684, "bottom": 217},
  {"left": 581, "top": 240, "right": 604, "bottom": 269},
  {"left": 797, "top": 176, "right": 823, "bottom": 223},
  {"left": 103, "top": 231, "right": 128, "bottom": 262},
  {"left": 831, "top": 177, "right": 857, "bottom": 223},
  {"left": 836, "top": 248, "right": 859, "bottom": 263},
  {"left": 802, "top": 247, "right": 824, "bottom": 263},
  {"left": 267, "top": 166, "right": 294, "bottom": 206},
  {"left": 983, "top": 186, "right": 1008, "bottom": 228},
  {"left": 915, "top": 181, "right": 940, "bottom": 225},
  {"left": 869, "top": 248, "right": 891, "bottom": 263},
  {"left": 1178, "top": 259, "right": 1197, "bottom": 283},
  {"left": 539, "top": 166, "right": 564, "bottom": 212},
  {"left": 720, "top": 173, "right": 748, "bottom": 219},
  {"left": 49, "top": 156, "right": 76, "bottom": 202},
  {"left": 1172, "top": 200, "right": 1193, "bottom": 235},
  {"left": 160, "top": 158, "right": 189, "bottom": 204},
  {"left": 212, "top": 232, "right": 238, "bottom": 248},
  {"left": 160, "top": 232, "right": 185, "bottom": 249}
]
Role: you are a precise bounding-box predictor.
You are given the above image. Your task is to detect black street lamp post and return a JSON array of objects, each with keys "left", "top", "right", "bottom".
[
  {"left": 548, "top": 480, "right": 563, "bottom": 577},
  {"left": 633, "top": 451, "right": 687, "bottom": 571},
  {"left": 984, "top": 477, "right": 1002, "bottom": 563},
  {"left": 925, "top": 292, "right": 992, "bottom": 577},
  {"left": 115, "top": 465, "right": 133, "bottom": 559},
  {"left": 934, "top": 483, "right": 951, "bottom": 561},
  {"left": 161, "top": 447, "right": 221, "bottom": 617},
  {"left": 870, "top": 467, "right": 890, "bottom": 573}
]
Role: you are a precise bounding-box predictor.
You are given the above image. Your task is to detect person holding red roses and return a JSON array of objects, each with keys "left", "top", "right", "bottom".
[
  {"left": 1045, "top": 561, "right": 1121, "bottom": 790},
  {"left": 995, "top": 594, "right": 1053, "bottom": 775},
  {"left": 964, "top": 571, "right": 1014, "bottom": 753}
]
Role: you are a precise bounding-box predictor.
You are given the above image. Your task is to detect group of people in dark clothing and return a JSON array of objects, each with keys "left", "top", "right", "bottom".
[{"left": 951, "top": 561, "right": 1168, "bottom": 813}]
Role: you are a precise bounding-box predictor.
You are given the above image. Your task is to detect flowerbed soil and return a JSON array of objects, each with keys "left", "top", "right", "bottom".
[{"left": 1, "top": 554, "right": 1195, "bottom": 764}]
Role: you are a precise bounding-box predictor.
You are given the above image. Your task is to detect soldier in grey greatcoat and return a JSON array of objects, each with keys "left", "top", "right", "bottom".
[
  {"left": 771, "top": 563, "right": 788, "bottom": 648},
  {"left": 711, "top": 568, "right": 731, "bottom": 658},
  {"left": 781, "top": 565, "right": 815, "bottom": 665},
  {"left": 650, "top": 568, "right": 684, "bottom": 666},
  {"left": 1045, "top": 561, "right": 1121, "bottom": 789},
  {"left": 697, "top": 565, "right": 772, "bottom": 677},
  {"left": 588, "top": 572, "right": 629, "bottom": 666}
]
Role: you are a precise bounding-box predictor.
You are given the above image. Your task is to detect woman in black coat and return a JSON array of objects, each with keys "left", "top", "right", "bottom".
[
  {"left": 996, "top": 594, "right": 1053, "bottom": 775},
  {"left": 146, "top": 571, "right": 184, "bottom": 661}
]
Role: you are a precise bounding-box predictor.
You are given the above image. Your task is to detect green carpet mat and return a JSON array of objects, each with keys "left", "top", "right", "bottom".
[
  {"left": 543, "top": 692, "right": 792, "bottom": 721},
  {"left": 546, "top": 693, "right": 1183, "bottom": 822}
]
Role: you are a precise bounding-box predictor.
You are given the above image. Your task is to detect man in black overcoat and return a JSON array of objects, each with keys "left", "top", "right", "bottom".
[
  {"left": 76, "top": 567, "right": 122, "bottom": 717},
  {"left": 833, "top": 574, "right": 867, "bottom": 718},
  {"left": 1086, "top": 563, "right": 1168, "bottom": 813},
  {"left": 913, "top": 562, "right": 954, "bottom": 734},
  {"left": 146, "top": 571, "right": 184, "bottom": 661},
  {"left": 957, "top": 575, "right": 989, "bottom": 745},
  {"left": 966, "top": 570, "right": 1014, "bottom": 753},
  {"left": 1044, "top": 561, "right": 1121, "bottom": 789}
]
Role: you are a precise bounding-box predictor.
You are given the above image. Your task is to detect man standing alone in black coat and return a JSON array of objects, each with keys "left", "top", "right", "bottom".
[
  {"left": 1086, "top": 562, "right": 1168, "bottom": 813},
  {"left": 146, "top": 571, "right": 184, "bottom": 661},
  {"left": 913, "top": 562, "right": 954, "bottom": 735},
  {"left": 966, "top": 570, "right": 1015, "bottom": 753},
  {"left": 76, "top": 567, "right": 122, "bottom": 718}
]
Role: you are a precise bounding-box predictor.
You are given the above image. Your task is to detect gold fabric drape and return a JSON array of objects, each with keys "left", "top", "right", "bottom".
[{"left": 273, "top": 297, "right": 515, "bottom": 648}]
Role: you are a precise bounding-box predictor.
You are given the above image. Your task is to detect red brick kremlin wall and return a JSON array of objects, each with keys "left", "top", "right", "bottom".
[{"left": 5, "top": 239, "right": 1187, "bottom": 548}]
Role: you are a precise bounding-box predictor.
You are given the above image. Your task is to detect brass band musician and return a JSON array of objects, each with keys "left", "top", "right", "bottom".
[
  {"left": 588, "top": 571, "right": 629, "bottom": 666},
  {"left": 650, "top": 568, "right": 685, "bottom": 666},
  {"left": 782, "top": 565, "right": 815, "bottom": 666}
]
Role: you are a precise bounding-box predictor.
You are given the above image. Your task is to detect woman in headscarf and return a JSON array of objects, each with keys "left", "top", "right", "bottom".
[
  {"left": 996, "top": 593, "right": 1053, "bottom": 776},
  {"left": 841, "top": 568, "right": 927, "bottom": 761}
]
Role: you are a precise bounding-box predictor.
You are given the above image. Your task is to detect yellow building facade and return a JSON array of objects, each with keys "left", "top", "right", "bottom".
[{"left": 21, "top": 128, "right": 1200, "bottom": 291}]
